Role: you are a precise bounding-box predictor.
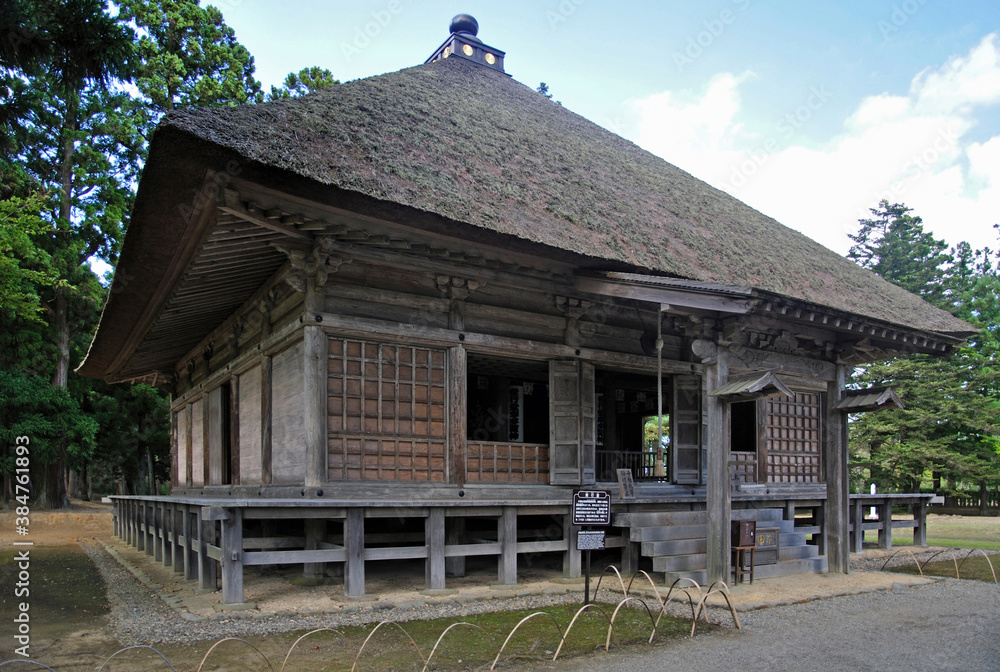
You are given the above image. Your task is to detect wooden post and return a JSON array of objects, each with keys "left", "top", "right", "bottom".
[
  {"left": 344, "top": 508, "right": 365, "bottom": 597},
  {"left": 161, "top": 503, "right": 172, "bottom": 567},
  {"left": 622, "top": 537, "right": 640, "bottom": 577},
  {"left": 878, "top": 500, "right": 893, "bottom": 550},
  {"left": 446, "top": 517, "right": 466, "bottom": 577},
  {"left": 153, "top": 503, "right": 163, "bottom": 561},
  {"left": 703, "top": 344, "right": 730, "bottom": 585},
  {"left": 220, "top": 508, "right": 244, "bottom": 604},
  {"left": 303, "top": 519, "right": 326, "bottom": 579},
  {"left": 230, "top": 374, "right": 241, "bottom": 485},
  {"left": 126, "top": 500, "right": 133, "bottom": 546},
  {"left": 137, "top": 501, "right": 147, "bottom": 553},
  {"left": 913, "top": 499, "right": 928, "bottom": 547},
  {"left": 198, "top": 513, "right": 218, "bottom": 590},
  {"left": 261, "top": 354, "right": 273, "bottom": 485},
  {"left": 825, "top": 365, "right": 850, "bottom": 572},
  {"left": 173, "top": 506, "right": 184, "bottom": 573},
  {"left": 426, "top": 508, "right": 446, "bottom": 590},
  {"left": 850, "top": 499, "right": 863, "bottom": 553},
  {"left": 449, "top": 346, "right": 467, "bottom": 487},
  {"left": 303, "top": 324, "right": 327, "bottom": 489},
  {"left": 498, "top": 507, "right": 517, "bottom": 585},
  {"left": 184, "top": 506, "right": 197, "bottom": 581},
  {"left": 563, "top": 514, "right": 581, "bottom": 579}
]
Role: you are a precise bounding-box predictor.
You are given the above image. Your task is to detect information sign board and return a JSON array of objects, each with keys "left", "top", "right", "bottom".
[{"left": 572, "top": 490, "right": 611, "bottom": 526}]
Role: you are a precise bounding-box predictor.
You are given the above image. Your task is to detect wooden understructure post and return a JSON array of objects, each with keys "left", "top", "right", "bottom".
[
  {"left": 825, "top": 365, "right": 850, "bottom": 573},
  {"left": 344, "top": 508, "right": 365, "bottom": 597},
  {"left": 704, "top": 344, "right": 730, "bottom": 585},
  {"left": 425, "top": 508, "right": 446, "bottom": 590},
  {"left": 220, "top": 508, "right": 244, "bottom": 604},
  {"left": 498, "top": 507, "right": 518, "bottom": 585}
]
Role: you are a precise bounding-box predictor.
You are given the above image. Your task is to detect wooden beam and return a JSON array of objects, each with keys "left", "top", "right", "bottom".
[
  {"left": 217, "top": 200, "right": 312, "bottom": 241},
  {"left": 575, "top": 277, "right": 753, "bottom": 314}
]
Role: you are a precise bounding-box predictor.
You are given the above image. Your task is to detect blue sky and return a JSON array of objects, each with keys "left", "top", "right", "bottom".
[{"left": 216, "top": 0, "right": 1000, "bottom": 256}]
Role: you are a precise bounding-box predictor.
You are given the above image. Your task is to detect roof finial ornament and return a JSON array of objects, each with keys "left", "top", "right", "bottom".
[
  {"left": 450, "top": 14, "right": 479, "bottom": 36},
  {"left": 426, "top": 13, "right": 505, "bottom": 73}
]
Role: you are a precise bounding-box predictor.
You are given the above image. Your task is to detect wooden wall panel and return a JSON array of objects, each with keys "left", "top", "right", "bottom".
[
  {"left": 272, "top": 340, "right": 305, "bottom": 483},
  {"left": 175, "top": 409, "right": 188, "bottom": 487},
  {"left": 327, "top": 339, "right": 447, "bottom": 482},
  {"left": 239, "top": 364, "right": 262, "bottom": 484},
  {"left": 190, "top": 399, "right": 204, "bottom": 486}
]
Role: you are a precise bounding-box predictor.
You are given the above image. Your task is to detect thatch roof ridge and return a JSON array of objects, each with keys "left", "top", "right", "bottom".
[{"left": 161, "top": 56, "right": 970, "bottom": 336}]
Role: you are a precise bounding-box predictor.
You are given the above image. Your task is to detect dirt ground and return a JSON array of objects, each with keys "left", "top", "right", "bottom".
[{"left": 0, "top": 502, "right": 955, "bottom": 671}]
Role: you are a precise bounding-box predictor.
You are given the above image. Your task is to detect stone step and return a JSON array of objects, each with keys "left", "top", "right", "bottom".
[
  {"left": 779, "top": 531, "right": 808, "bottom": 546},
  {"left": 663, "top": 569, "right": 708, "bottom": 587},
  {"left": 642, "top": 538, "right": 707, "bottom": 557},
  {"left": 613, "top": 510, "right": 706, "bottom": 527},
  {"left": 779, "top": 544, "right": 819, "bottom": 560},
  {"left": 752, "top": 556, "right": 828, "bottom": 580},
  {"left": 651, "top": 553, "right": 707, "bottom": 573},
  {"left": 630, "top": 523, "right": 707, "bottom": 543},
  {"left": 731, "top": 508, "right": 785, "bottom": 522}
]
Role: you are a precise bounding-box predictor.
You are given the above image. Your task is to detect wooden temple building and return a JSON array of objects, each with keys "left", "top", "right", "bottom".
[{"left": 80, "top": 16, "right": 974, "bottom": 603}]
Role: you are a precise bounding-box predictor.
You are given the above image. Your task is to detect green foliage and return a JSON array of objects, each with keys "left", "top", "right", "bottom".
[
  {"left": 0, "top": 193, "right": 62, "bottom": 322},
  {"left": 266, "top": 66, "right": 339, "bottom": 101},
  {"left": 848, "top": 202, "right": 1000, "bottom": 497},
  {"left": 119, "top": 0, "right": 262, "bottom": 117},
  {"left": 0, "top": 370, "right": 97, "bottom": 482}
]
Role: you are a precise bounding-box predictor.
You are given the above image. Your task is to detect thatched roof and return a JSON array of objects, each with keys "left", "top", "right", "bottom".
[
  {"left": 79, "top": 53, "right": 973, "bottom": 382},
  {"left": 161, "top": 56, "right": 969, "bottom": 336}
]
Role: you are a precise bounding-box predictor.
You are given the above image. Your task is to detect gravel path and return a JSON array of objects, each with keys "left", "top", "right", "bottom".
[
  {"left": 550, "top": 578, "right": 1000, "bottom": 672},
  {"left": 81, "top": 539, "right": 1000, "bottom": 670}
]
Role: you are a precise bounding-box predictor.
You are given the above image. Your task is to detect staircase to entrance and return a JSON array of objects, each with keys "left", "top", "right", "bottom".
[{"left": 613, "top": 507, "right": 828, "bottom": 585}]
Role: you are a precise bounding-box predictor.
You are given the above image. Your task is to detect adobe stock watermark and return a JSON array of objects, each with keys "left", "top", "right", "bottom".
[
  {"left": 871, "top": 124, "right": 960, "bottom": 205},
  {"left": 11, "top": 435, "right": 33, "bottom": 658},
  {"left": 546, "top": 0, "right": 586, "bottom": 30},
  {"left": 729, "top": 84, "right": 832, "bottom": 189},
  {"left": 673, "top": 0, "right": 752, "bottom": 72},
  {"left": 340, "top": 1, "right": 405, "bottom": 63},
  {"left": 878, "top": 0, "right": 929, "bottom": 40}
]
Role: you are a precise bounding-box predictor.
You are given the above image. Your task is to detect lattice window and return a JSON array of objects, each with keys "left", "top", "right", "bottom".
[
  {"left": 327, "top": 339, "right": 446, "bottom": 481},
  {"left": 763, "top": 393, "right": 822, "bottom": 483}
]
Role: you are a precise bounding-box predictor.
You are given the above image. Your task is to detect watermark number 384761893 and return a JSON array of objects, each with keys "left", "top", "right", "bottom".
[{"left": 11, "top": 435, "right": 32, "bottom": 658}]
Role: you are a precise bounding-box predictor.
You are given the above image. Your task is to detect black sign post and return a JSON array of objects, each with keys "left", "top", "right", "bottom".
[{"left": 573, "top": 490, "right": 611, "bottom": 605}]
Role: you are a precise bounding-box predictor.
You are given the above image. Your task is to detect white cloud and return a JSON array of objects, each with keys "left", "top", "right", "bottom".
[{"left": 624, "top": 34, "right": 1000, "bottom": 255}]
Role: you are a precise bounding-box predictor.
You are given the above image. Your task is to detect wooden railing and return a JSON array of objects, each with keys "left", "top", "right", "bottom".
[
  {"left": 596, "top": 450, "right": 666, "bottom": 482},
  {"left": 465, "top": 442, "right": 549, "bottom": 483}
]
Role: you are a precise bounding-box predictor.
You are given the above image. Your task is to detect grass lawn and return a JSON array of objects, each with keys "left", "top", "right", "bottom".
[
  {"left": 863, "top": 512, "right": 1000, "bottom": 551},
  {"left": 144, "top": 602, "right": 699, "bottom": 672}
]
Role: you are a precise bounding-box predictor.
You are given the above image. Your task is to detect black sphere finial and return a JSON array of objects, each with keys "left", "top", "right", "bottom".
[{"left": 450, "top": 14, "right": 479, "bottom": 36}]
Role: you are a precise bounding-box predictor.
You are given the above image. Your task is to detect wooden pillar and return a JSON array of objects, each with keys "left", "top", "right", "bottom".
[
  {"left": 498, "top": 507, "right": 518, "bottom": 585},
  {"left": 161, "top": 503, "right": 172, "bottom": 566},
  {"left": 303, "top": 323, "right": 327, "bottom": 489},
  {"left": 913, "top": 499, "right": 928, "bottom": 547},
  {"left": 425, "top": 508, "right": 446, "bottom": 590},
  {"left": 850, "top": 499, "right": 864, "bottom": 553},
  {"left": 622, "top": 536, "right": 640, "bottom": 577},
  {"left": 198, "top": 512, "right": 218, "bottom": 590},
  {"left": 261, "top": 354, "right": 273, "bottom": 486},
  {"left": 563, "top": 515, "right": 581, "bottom": 579},
  {"left": 815, "top": 502, "right": 827, "bottom": 556},
  {"left": 303, "top": 519, "right": 326, "bottom": 578},
  {"left": 220, "top": 508, "right": 244, "bottom": 604},
  {"left": 153, "top": 504, "right": 163, "bottom": 561},
  {"left": 446, "top": 517, "right": 466, "bottom": 577},
  {"left": 184, "top": 507, "right": 197, "bottom": 581},
  {"left": 877, "top": 500, "right": 893, "bottom": 550},
  {"left": 703, "top": 343, "right": 730, "bottom": 585},
  {"left": 137, "top": 501, "right": 147, "bottom": 552},
  {"left": 125, "top": 501, "right": 133, "bottom": 545},
  {"left": 825, "top": 365, "right": 850, "bottom": 573},
  {"left": 449, "top": 345, "right": 467, "bottom": 487},
  {"left": 344, "top": 508, "right": 365, "bottom": 597},
  {"left": 173, "top": 506, "right": 184, "bottom": 573},
  {"left": 230, "top": 374, "right": 241, "bottom": 485}
]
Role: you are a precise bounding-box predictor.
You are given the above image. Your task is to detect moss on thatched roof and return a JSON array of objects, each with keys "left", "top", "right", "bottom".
[{"left": 159, "top": 56, "right": 968, "bottom": 336}]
